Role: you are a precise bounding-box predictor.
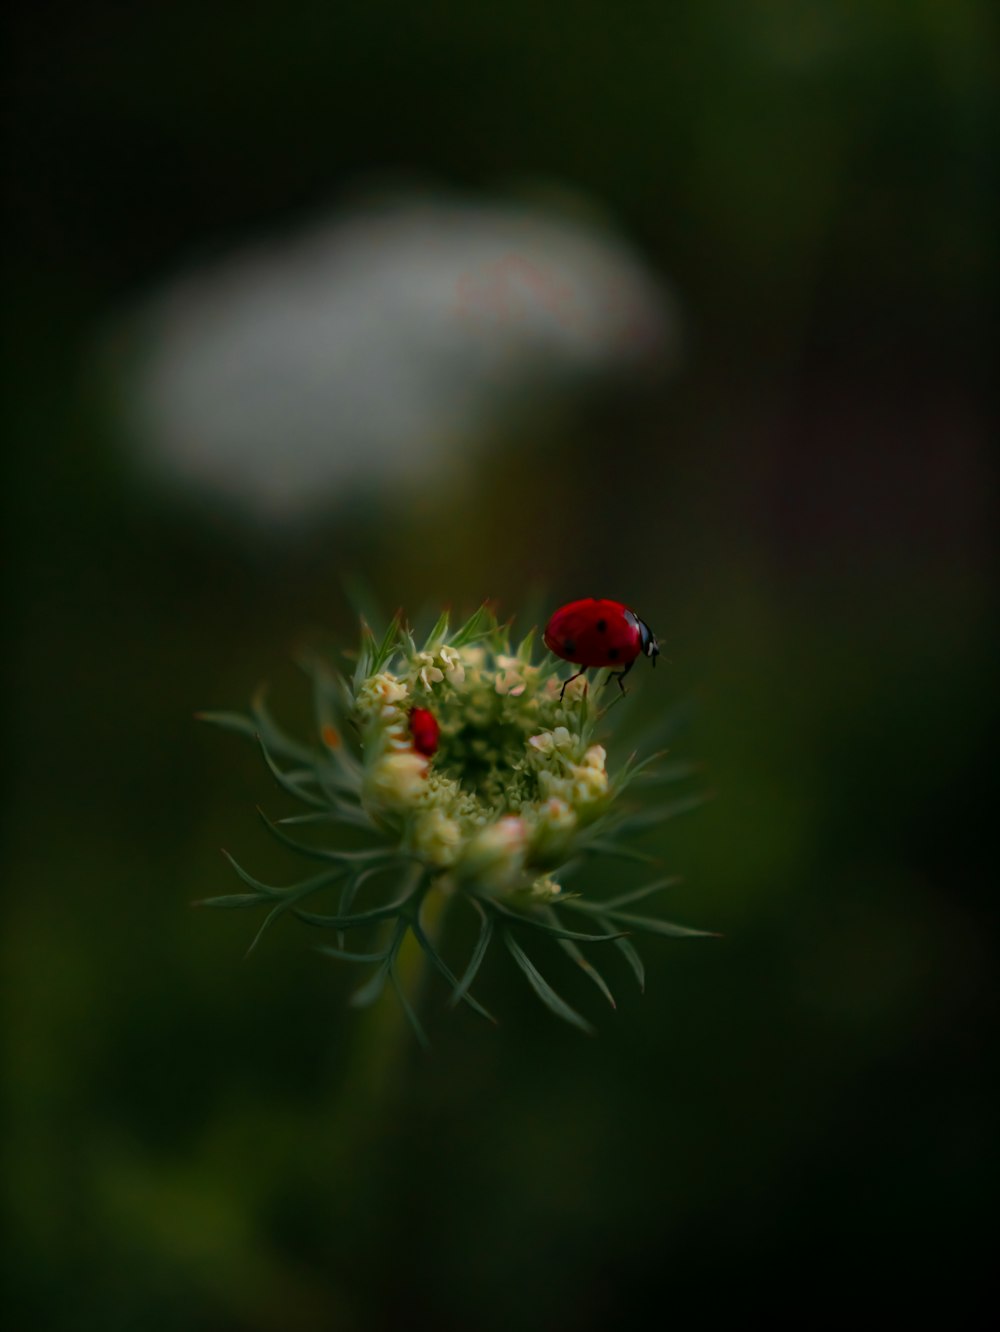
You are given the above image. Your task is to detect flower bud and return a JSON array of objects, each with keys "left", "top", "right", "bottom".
[
  {"left": 412, "top": 809, "right": 462, "bottom": 866},
  {"left": 459, "top": 814, "right": 530, "bottom": 892},
  {"left": 366, "top": 750, "right": 428, "bottom": 809},
  {"left": 357, "top": 671, "right": 409, "bottom": 717}
]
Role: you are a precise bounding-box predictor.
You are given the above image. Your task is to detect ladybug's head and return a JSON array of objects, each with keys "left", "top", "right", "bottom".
[{"left": 637, "top": 617, "right": 660, "bottom": 667}]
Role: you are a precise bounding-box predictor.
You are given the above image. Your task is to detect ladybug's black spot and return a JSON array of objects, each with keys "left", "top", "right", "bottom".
[
  {"left": 608, "top": 647, "right": 620, "bottom": 660},
  {"left": 595, "top": 619, "right": 607, "bottom": 633},
  {"left": 562, "top": 639, "right": 576, "bottom": 654}
]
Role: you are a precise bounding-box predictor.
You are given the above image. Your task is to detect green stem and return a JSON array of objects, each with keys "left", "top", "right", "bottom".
[{"left": 336, "top": 868, "right": 446, "bottom": 1118}]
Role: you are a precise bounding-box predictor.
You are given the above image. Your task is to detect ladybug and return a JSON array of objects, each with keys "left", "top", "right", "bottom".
[
  {"left": 543, "top": 598, "right": 660, "bottom": 698},
  {"left": 410, "top": 706, "right": 440, "bottom": 756}
]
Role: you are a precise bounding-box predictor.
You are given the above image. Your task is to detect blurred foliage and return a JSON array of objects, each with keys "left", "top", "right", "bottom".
[{"left": 4, "top": 0, "right": 997, "bottom": 1328}]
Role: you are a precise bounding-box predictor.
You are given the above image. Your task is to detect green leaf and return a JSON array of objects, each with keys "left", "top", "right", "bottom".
[
  {"left": 314, "top": 944, "right": 390, "bottom": 963},
  {"left": 284, "top": 793, "right": 372, "bottom": 825},
  {"left": 596, "top": 912, "right": 645, "bottom": 991},
  {"left": 298, "top": 651, "right": 340, "bottom": 730},
  {"left": 336, "top": 869, "right": 359, "bottom": 947},
  {"left": 244, "top": 873, "right": 336, "bottom": 956},
  {"left": 353, "top": 609, "right": 403, "bottom": 689},
  {"left": 194, "top": 892, "right": 270, "bottom": 910},
  {"left": 277, "top": 802, "right": 372, "bottom": 831},
  {"left": 544, "top": 909, "right": 616, "bottom": 1009},
  {"left": 349, "top": 919, "right": 404, "bottom": 1007},
  {"left": 277, "top": 810, "right": 356, "bottom": 827},
  {"left": 612, "top": 748, "right": 671, "bottom": 795},
  {"left": 410, "top": 909, "right": 496, "bottom": 1024},
  {"left": 423, "top": 608, "right": 450, "bottom": 649},
  {"left": 637, "top": 760, "right": 703, "bottom": 785},
  {"left": 560, "top": 894, "right": 710, "bottom": 937},
  {"left": 599, "top": 910, "right": 716, "bottom": 939},
  {"left": 488, "top": 898, "right": 625, "bottom": 943},
  {"left": 579, "top": 840, "right": 658, "bottom": 864},
  {"left": 331, "top": 669, "right": 357, "bottom": 717},
  {"left": 337, "top": 862, "right": 387, "bottom": 923},
  {"left": 257, "top": 736, "right": 328, "bottom": 809},
  {"left": 515, "top": 626, "right": 537, "bottom": 663},
  {"left": 314, "top": 766, "right": 364, "bottom": 804},
  {"left": 630, "top": 792, "right": 713, "bottom": 822},
  {"left": 600, "top": 805, "right": 685, "bottom": 837},
  {"left": 298, "top": 657, "right": 366, "bottom": 787},
  {"left": 293, "top": 895, "right": 419, "bottom": 931},
  {"left": 370, "top": 611, "right": 403, "bottom": 676},
  {"left": 243, "top": 899, "right": 292, "bottom": 956},
  {"left": 353, "top": 620, "right": 377, "bottom": 692},
  {"left": 338, "top": 862, "right": 404, "bottom": 941},
  {"left": 250, "top": 688, "right": 317, "bottom": 766},
  {"left": 350, "top": 958, "right": 393, "bottom": 1008},
  {"left": 503, "top": 930, "right": 595, "bottom": 1035},
  {"left": 221, "top": 851, "right": 344, "bottom": 899},
  {"left": 195, "top": 710, "right": 258, "bottom": 742},
  {"left": 603, "top": 876, "right": 683, "bottom": 909},
  {"left": 389, "top": 962, "right": 430, "bottom": 1048},
  {"left": 448, "top": 900, "right": 494, "bottom": 1011},
  {"left": 449, "top": 603, "right": 493, "bottom": 648},
  {"left": 256, "top": 807, "right": 388, "bottom": 865}
]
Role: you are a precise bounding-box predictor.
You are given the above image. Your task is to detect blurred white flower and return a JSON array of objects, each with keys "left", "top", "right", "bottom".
[{"left": 117, "top": 189, "right": 676, "bottom": 520}]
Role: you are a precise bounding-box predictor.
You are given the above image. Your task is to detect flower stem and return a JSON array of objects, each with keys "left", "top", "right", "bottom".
[
  {"left": 322, "top": 871, "right": 448, "bottom": 1242},
  {"left": 342, "top": 868, "right": 442, "bottom": 1106}
]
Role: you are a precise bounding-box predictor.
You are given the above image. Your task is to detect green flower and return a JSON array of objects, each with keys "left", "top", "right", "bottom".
[{"left": 199, "top": 605, "right": 708, "bottom": 1039}]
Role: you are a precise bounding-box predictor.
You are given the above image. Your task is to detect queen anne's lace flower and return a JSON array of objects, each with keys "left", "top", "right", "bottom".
[
  {"left": 357, "top": 671, "right": 409, "bottom": 714},
  {"left": 202, "top": 604, "right": 707, "bottom": 1039},
  {"left": 438, "top": 645, "right": 465, "bottom": 686},
  {"left": 412, "top": 652, "right": 444, "bottom": 688},
  {"left": 358, "top": 639, "right": 614, "bottom": 894}
]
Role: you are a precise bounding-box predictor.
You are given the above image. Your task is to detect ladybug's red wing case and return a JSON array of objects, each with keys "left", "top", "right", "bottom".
[
  {"left": 543, "top": 598, "right": 643, "bottom": 670},
  {"left": 410, "top": 707, "right": 440, "bottom": 756}
]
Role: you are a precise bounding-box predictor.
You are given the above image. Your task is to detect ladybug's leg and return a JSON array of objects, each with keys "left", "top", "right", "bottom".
[
  {"left": 605, "top": 657, "right": 635, "bottom": 695},
  {"left": 559, "top": 668, "right": 587, "bottom": 701}
]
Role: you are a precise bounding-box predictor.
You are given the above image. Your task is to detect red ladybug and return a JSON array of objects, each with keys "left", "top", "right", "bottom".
[
  {"left": 544, "top": 598, "right": 660, "bottom": 698},
  {"left": 410, "top": 706, "right": 440, "bottom": 756}
]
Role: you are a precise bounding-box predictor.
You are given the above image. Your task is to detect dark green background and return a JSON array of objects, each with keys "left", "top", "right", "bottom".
[{"left": 5, "top": 2, "right": 996, "bottom": 1327}]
